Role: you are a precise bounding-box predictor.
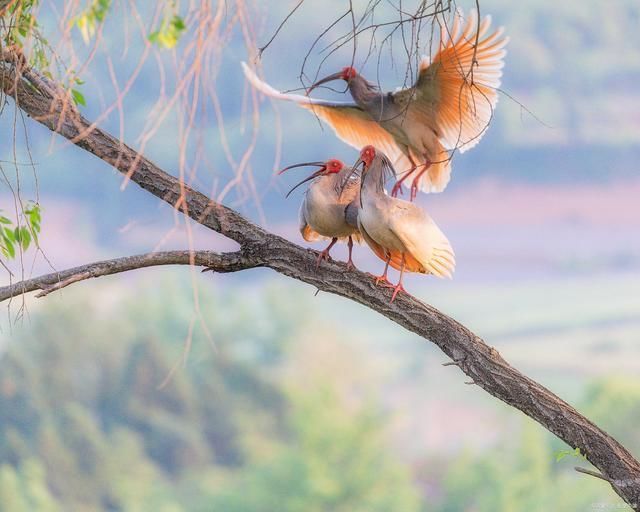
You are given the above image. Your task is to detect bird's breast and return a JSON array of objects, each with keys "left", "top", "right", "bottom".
[
  {"left": 304, "top": 185, "right": 355, "bottom": 238},
  {"left": 358, "top": 193, "right": 405, "bottom": 252}
]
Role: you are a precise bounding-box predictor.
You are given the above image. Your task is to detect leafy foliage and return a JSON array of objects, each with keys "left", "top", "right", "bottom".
[
  {"left": 0, "top": 202, "right": 41, "bottom": 260},
  {"left": 555, "top": 447, "right": 587, "bottom": 462},
  {"left": 148, "top": 15, "right": 186, "bottom": 49},
  {"left": 1, "top": 0, "right": 51, "bottom": 72},
  {"left": 73, "top": 0, "right": 111, "bottom": 44}
]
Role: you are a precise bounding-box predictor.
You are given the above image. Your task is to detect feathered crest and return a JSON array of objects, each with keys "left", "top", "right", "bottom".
[{"left": 378, "top": 151, "right": 398, "bottom": 183}]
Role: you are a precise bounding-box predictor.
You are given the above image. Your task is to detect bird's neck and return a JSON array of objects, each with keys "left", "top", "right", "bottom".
[
  {"left": 348, "top": 75, "right": 382, "bottom": 107},
  {"left": 362, "top": 165, "right": 386, "bottom": 198}
]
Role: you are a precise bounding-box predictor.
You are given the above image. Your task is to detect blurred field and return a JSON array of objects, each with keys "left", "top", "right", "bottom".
[{"left": 1, "top": 268, "right": 638, "bottom": 510}]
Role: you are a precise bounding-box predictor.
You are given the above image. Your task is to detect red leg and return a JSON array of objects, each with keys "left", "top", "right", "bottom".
[
  {"left": 390, "top": 254, "right": 407, "bottom": 302},
  {"left": 391, "top": 169, "right": 412, "bottom": 197},
  {"left": 316, "top": 237, "right": 338, "bottom": 268},
  {"left": 391, "top": 152, "right": 417, "bottom": 198},
  {"left": 410, "top": 159, "right": 432, "bottom": 201},
  {"left": 346, "top": 236, "right": 356, "bottom": 270},
  {"left": 374, "top": 254, "right": 394, "bottom": 288}
]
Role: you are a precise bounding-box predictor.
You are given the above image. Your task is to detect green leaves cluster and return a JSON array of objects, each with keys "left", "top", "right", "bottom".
[
  {"left": 148, "top": 14, "right": 186, "bottom": 49},
  {"left": 73, "top": 0, "right": 111, "bottom": 44},
  {"left": 0, "top": 203, "right": 41, "bottom": 259},
  {"left": 1, "top": 0, "right": 51, "bottom": 72},
  {"left": 2, "top": 0, "right": 39, "bottom": 46}
]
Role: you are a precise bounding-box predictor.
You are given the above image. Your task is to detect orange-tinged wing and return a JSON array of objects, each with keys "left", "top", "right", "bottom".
[
  {"left": 387, "top": 205, "right": 456, "bottom": 278},
  {"left": 358, "top": 222, "right": 404, "bottom": 272},
  {"left": 408, "top": 10, "right": 508, "bottom": 153},
  {"left": 242, "top": 63, "right": 413, "bottom": 176}
]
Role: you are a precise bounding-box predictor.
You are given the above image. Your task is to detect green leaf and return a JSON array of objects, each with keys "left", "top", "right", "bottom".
[
  {"left": 555, "top": 447, "right": 586, "bottom": 462},
  {"left": 71, "top": 89, "right": 86, "bottom": 106},
  {"left": 19, "top": 228, "right": 31, "bottom": 250},
  {"left": 4, "top": 227, "right": 16, "bottom": 243},
  {"left": 148, "top": 14, "right": 186, "bottom": 49},
  {"left": 0, "top": 216, "right": 12, "bottom": 225},
  {"left": 2, "top": 238, "right": 15, "bottom": 259},
  {"left": 172, "top": 15, "right": 186, "bottom": 31}
]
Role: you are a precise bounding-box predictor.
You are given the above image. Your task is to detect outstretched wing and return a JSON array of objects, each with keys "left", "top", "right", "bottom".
[
  {"left": 396, "top": 10, "right": 508, "bottom": 153},
  {"left": 242, "top": 63, "right": 411, "bottom": 174}
]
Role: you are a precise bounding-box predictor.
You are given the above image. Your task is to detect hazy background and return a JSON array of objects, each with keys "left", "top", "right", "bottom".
[{"left": 1, "top": 0, "right": 639, "bottom": 510}]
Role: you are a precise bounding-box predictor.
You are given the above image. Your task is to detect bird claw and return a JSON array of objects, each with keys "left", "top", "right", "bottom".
[
  {"left": 315, "top": 250, "right": 331, "bottom": 268},
  {"left": 346, "top": 259, "right": 357, "bottom": 271},
  {"left": 390, "top": 283, "right": 406, "bottom": 302},
  {"left": 374, "top": 275, "right": 394, "bottom": 288}
]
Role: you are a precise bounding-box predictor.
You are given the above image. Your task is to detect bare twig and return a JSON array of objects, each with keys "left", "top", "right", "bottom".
[
  {"left": 258, "top": 0, "right": 306, "bottom": 57},
  {"left": 575, "top": 467, "right": 611, "bottom": 483},
  {"left": 0, "top": 250, "right": 260, "bottom": 302}
]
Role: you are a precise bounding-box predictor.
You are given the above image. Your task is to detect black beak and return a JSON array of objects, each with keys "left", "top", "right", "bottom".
[
  {"left": 278, "top": 161, "right": 325, "bottom": 175},
  {"left": 339, "top": 157, "right": 364, "bottom": 197},
  {"left": 279, "top": 161, "right": 327, "bottom": 198},
  {"left": 307, "top": 71, "right": 344, "bottom": 95}
]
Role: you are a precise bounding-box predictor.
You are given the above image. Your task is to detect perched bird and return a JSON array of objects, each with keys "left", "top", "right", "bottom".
[
  {"left": 280, "top": 158, "right": 361, "bottom": 268},
  {"left": 343, "top": 145, "right": 455, "bottom": 302},
  {"left": 242, "top": 10, "right": 507, "bottom": 199}
]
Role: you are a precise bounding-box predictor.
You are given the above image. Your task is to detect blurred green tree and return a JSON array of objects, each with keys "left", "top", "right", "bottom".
[{"left": 204, "top": 387, "right": 421, "bottom": 512}]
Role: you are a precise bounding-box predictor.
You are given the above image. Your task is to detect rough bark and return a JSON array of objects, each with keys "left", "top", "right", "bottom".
[
  {"left": 0, "top": 250, "right": 258, "bottom": 301},
  {"left": 2, "top": 57, "right": 640, "bottom": 509}
]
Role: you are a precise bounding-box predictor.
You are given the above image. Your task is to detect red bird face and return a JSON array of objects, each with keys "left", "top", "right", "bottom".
[
  {"left": 307, "top": 66, "right": 358, "bottom": 94},
  {"left": 340, "top": 66, "right": 357, "bottom": 81},
  {"left": 360, "top": 145, "right": 376, "bottom": 167},
  {"left": 324, "top": 159, "right": 344, "bottom": 174}
]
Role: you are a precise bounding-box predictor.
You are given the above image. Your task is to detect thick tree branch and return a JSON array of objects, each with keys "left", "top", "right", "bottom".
[
  {"left": 2, "top": 57, "right": 640, "bottom": 510},
  {"left": 0, "top": 250, "right": 260, "bottom": 301}
]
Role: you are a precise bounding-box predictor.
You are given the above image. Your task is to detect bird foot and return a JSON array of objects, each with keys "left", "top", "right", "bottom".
[
  {"left": 390, "top": 283, "right": 406, "bottom": 302},
  {"left": 346, "top": 259, "right": 357, "bottom": 271},
  {"left": 374, "top": 275, "right": 394, "bottom": 288},
  {"left": 315, "top": 249, "right": 332, "bottom": 268}
]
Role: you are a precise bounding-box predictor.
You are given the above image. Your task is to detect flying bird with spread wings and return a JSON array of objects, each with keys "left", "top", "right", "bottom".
[{"left": 243, "top": 10, "right": 508, "bottom": 199}]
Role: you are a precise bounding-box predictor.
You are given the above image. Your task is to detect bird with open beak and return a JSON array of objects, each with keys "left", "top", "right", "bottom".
[
  {"left": 343, "top": 145, "right": 455, "bottom": 302},
  {"left": 242, "top": 10, "right": 507, "bottom": 199},
  {"left": 280, "top": 158, "right": 361, "bottom": 268}
]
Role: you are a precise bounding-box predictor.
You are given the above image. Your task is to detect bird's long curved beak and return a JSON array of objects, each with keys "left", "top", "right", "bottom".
[
  {"left": 278, "top": 161, "right": 325, "bottom": 175},
  {"left": 339, "top": 157, "right": 364, "bottom": 197},
  {"left": 307, "top": 71, "right": 343, "bottom": 95},
  {"left": 280, "top": 162, "right": 327, "bottom": 198}
]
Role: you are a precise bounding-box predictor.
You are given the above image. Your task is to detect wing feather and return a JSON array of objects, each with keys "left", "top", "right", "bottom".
[
  {"left": 298, "top": 202, "right": 321, "bottom": 242},
  {"left": 412, "top": 10, "right": 508, "bottom": 153},
  {"left": 242, "top": 63, "right": 412, "bottom": 176},
  {"left": 388, "top": 206, "right": 456, "bottom": 278}
]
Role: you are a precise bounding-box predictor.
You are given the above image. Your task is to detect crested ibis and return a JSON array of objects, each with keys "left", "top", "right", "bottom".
[
  {"left": 280, "top": 158, "right": 361, "bottom": 268},
  {"left": 243, "top": 10, "right": 507, "bottom": 199},
  {"left": 344, "top": 145, "right": 455, "bottom": 302}
]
